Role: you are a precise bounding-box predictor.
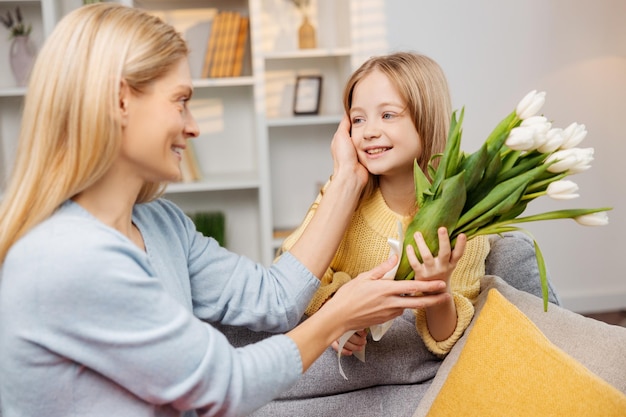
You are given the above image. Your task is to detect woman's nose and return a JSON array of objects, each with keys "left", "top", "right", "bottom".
[{"left": 185, "top": 112, "right": 200, "bottom": 139}]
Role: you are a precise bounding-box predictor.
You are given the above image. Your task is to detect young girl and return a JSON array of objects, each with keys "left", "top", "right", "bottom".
[{"left": 278, "top": 52, "right": 491, "bottom": 357}]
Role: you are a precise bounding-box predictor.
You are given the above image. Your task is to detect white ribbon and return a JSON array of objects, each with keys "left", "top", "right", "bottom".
[{"left": 336, "top": 221, "right": 404, "bottom": 380}]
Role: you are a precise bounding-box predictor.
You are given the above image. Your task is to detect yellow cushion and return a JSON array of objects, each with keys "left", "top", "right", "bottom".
[{"left": 427, "top": 289, "right": 626, "bottom": 416}]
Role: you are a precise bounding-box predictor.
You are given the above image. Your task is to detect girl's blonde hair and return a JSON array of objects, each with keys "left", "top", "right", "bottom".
[
  {"left": 0, "top": 3, "right": 188, "bottom": 262},
  {"left": 342, "top": 52, "right": 452, "bottom": 200}
]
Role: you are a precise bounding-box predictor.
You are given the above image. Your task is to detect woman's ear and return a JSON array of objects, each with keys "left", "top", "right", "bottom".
[{"left": 119, "top": 79, "right": 130, "bottom": 126}]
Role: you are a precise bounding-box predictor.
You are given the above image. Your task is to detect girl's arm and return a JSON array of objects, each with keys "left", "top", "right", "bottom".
[
  {"left": 407, "top": 228, "right": 467, "bottom": 341},
  {"left": 412, "top": 233, "right": 491, "bottom": 356}
]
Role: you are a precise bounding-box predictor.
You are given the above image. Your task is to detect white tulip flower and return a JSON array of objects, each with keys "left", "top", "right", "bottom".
[
  {"left": 546, "top": 148, "right": 594, "bottom": 173},
  {"left": 521, "top": 116, "right": 552, "bottom": 133},
  {"left": 567, "top": 148, "right": 594, "bottom": 174},
  {"left": 546, "top": 180, "right": 579, "bottom": 200},
  {"left": 520, "top": 116, "right": 552, "bottom": 151},
  {"left": 516, "top": 90, "right": 546, "bottom": 120},
  {"left": 537, "top": 128, "right": 565, "bottom": 153},
  {"left": 560, "top": 123, "right": 587, "bottom": 149},
  {"left": 506, "top": 126, "right": 536, "bottom": 151},
  {"left": 575, "top": 212, "right": 609, "bottom": 226}
]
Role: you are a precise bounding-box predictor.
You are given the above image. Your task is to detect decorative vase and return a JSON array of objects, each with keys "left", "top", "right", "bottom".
[
  {"left": 298, "top": 15, "right": 316, "bottom": 49},
  {"left": 9, "top": 35, "right": 37, "bottom": 87}
]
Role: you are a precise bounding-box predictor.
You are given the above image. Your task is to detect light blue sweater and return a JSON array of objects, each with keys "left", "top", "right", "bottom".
[{"left": 0, "top": 199, "right": 319, "bottom": 417}]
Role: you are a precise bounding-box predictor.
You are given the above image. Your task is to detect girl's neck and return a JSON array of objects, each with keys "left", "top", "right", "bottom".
[{"left": 378, "top": 175, "right": 416, "bottom": 216}]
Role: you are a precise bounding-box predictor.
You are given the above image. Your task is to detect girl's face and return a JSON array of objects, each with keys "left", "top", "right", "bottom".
[
  {"left": 119, "top": 57, "right": 199, "bottom": 184},
  {"left": 349, "top": 69, "right": 421, "bottom": 179}
]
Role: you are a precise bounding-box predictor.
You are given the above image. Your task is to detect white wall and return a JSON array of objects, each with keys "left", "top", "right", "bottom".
[{"left": 385, "top": 0, "right": 626, "bottom": 313}]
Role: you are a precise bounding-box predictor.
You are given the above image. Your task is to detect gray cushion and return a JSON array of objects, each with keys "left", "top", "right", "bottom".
[
  {"left": 486, "top": 232, "right": 560, "bottom": 305},
  {"left": 219, "top": 308, "right": 440, "bottom": 417}
]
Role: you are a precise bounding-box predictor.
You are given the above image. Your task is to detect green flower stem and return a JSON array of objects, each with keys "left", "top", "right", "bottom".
[
  {"left": 534, "top": 238, "right": 549, "bottom": 312},
  {"left": 500, "top": 149, "right": 522, "bottom": 173},
  {"left": 491, "top": 207, "right": 612, "bottom": 226},
  {"left": 456, "top": 183, "right": 527, "bottom": 235},
  {"left": 456, "top": 164, "right": 547, "bottom": 230},
  {"left": 524, "top": 172, "right": 567, "bottom": 194},
  {"left": 496, "top": 152, "right": 547, "bottom": 184},
  {"left": 459, "top": 225, "right": 550, "bottom": 311},
  {"left": 521, "top": 191, "right": 545, "bottom": 201}
]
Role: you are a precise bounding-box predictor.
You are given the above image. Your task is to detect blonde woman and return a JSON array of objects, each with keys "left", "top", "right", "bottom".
[{"left": 0, "top": 5, "right": 446, "bottom": 417}]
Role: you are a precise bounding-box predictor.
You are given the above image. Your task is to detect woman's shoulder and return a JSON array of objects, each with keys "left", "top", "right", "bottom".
[
  {"left": 134, "top": 198, "right": 191, "bottom": 230},
  {"left": 2, "top": 202, "right": 149, "bottom": 298},
  {"left": 134, "top": 197, "right": 185, "bottom": 218},
  {"left": 10, "top": 201, "right": 127, "bottom": 255},
  {"left": 133, "top": 198, "right": 196, "bottom": 247}
]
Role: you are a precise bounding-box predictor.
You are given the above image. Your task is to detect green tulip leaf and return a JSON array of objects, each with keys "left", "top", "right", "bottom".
[{"left": 396, "top": 171, "right": 466, "bottom": 279}]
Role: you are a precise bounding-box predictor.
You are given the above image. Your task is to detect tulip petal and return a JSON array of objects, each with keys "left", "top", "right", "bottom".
[
  {"left": 546, "top": 180, "right": 579, "bottom": 199},
  {"left": 575, "top": 212, "right": 609, "bottom": 226},
  {"left": 516, "top": 90, "right": 546, "bottom": 119},
  {"left": 560, "top": 123, "right": 587, "bottom": 149}
]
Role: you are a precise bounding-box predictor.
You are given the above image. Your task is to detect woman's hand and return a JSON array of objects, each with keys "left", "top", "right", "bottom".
[
  {"left": 331, "top": 329, "right": 367, "bottom": 356},
  {"left": 287, "top": 256, "right": 453, "bottom": 372},
  {"left": 322, "top": 256, "right": 451, "bottom": 332},
  {"left": 330, "top": 114, "right": 369, "bottom": 189}
]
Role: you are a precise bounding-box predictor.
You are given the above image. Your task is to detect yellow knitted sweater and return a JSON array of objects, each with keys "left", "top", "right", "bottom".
[{"left": 279, "top": 184, "right": 490, "bottom": 356}]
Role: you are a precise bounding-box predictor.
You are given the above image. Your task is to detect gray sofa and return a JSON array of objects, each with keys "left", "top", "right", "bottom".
[
  {"left": 3, "top": 232, "right": 623, "bottom": 417},
  {"left": 218, "top": 232, "right": 622, "bottom": 417}
]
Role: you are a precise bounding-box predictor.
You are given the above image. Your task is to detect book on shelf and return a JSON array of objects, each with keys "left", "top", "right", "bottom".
[
  {"left": 148, "top": 8, "right": 217, "bottom": 80},
  {"left": 219, "top": 11, "right": 241, "bottom": 77},
  {"left": 202, "top": 11, "right": 249, "bottom": 78},
  {"left": 231, "top": 16, "right": 249, "bottom": 77},
  {"left": 201, "top": 11, "right": 225, "bottom": 78},
  {"left": 208, "top": 11, "right": 230, "bottom": 78}
]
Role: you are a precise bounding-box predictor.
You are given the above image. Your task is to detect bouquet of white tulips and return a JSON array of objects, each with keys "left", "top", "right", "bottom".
[{"left": 394, "top": 90, "right": 611, "bottom": 311}]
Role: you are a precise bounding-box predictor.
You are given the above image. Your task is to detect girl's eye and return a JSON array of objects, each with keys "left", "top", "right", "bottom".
[
  {"left": 382, "top": 112, "right": 394, "bottom": 120},
  {"left": 352, "top": 116, "right": 365, "bottom": 124}
]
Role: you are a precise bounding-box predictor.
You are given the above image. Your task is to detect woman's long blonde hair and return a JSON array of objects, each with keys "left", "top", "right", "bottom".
[
  {"left": 0, "top": 3, "right": 188, "bottom": 262},
  {"left": 342, "top": 52, "right": 452, "bottom": 201}
]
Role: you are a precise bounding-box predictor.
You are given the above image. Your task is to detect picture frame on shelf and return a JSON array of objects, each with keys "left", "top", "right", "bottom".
[{"left": 293, "top": 75, "right": 322, "bottom": 115}]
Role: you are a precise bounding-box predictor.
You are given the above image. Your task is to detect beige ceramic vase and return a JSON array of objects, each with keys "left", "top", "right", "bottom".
[{"left": 298, "top": 15, "right": 316, "bottom": 49}]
